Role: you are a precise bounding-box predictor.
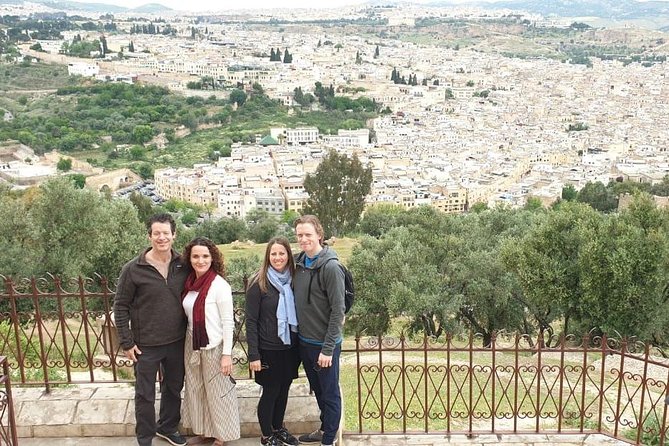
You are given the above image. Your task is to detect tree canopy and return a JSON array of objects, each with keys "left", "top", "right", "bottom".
[
  {"left": 303, "top": 150, "right": 372, "bottom": 237},
  {"left": 348, "top": 196, "right": 669, "bottom": 346},
  {"left": 0, "top": 177, "right": 145, "bottom": 280}
]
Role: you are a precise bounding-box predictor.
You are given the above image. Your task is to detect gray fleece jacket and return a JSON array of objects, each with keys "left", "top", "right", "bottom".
[{"left": 293, "top": 246, "right": 345, "bottom": 355}]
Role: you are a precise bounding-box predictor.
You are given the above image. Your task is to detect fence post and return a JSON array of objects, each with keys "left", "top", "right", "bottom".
[
  {"left": 0, "top": 356, "right": 19, "bottom": 446},
  {"left": 33, "top": 276, "right": 50, "bottom": 392}
]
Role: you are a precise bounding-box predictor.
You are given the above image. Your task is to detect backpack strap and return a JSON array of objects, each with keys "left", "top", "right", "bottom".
[
  {"left": 307, "top": 268, "right": 316, "bottom": 305},
  {"left": 315, "top": 257, "right": 337, "bottom": 298}
]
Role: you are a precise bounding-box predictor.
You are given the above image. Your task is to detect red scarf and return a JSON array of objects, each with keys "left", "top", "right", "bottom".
[{"left": 182, "top": 268, "right": 217, "bottom": 350}]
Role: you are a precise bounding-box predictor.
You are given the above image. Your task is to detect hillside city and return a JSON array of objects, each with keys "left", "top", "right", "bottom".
[{"left": 2, "top": 1, "right": 669, "bottom": 217}]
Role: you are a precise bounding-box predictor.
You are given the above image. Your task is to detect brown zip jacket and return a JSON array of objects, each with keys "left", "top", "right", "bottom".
[{"left": 113, "top": 248, "right": 189, "bottom": 350}]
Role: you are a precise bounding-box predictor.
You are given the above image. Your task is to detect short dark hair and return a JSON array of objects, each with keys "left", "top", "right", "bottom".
[{"left": 147, "top": 213, "right": 176, "bottom": 235}]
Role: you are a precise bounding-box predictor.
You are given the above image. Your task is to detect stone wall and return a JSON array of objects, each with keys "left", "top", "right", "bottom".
[{"left": 13, "top": 381, "right": 321, "bottom": 439}]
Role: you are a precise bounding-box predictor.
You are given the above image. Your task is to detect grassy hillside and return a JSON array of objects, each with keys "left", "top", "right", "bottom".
[{"left": 0, "top": 62, "right": 80, "bottom": 91}]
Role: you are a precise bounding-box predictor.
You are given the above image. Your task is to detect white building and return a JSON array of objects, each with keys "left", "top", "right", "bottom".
[{"left": 68, "top": 63, "right": 99, "bottom": 77}]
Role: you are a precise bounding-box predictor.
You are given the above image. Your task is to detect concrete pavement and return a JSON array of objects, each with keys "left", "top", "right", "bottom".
[
  {"left": 11, "top": 381, "right": 629, "bottom": 446},
  {"left": 20, "top": 437, "right": 259, "bottom": 446},
  {"left": 18, "top": 433, "right": 629, "bottom": 445}
]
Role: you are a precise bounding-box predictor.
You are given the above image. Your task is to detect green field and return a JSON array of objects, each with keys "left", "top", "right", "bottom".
[
  {"left": 0, "top": 62, "right": 81, "bottom": 91},
  {"left": 219, "top": 237, "right": 359, "bottom": 264}
]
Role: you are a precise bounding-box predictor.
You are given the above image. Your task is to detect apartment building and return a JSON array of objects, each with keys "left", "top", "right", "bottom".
[
  {"left": 270, "top": 127, "right": 319, "bottom": 145},
  {"left": 154, "top": 167, "right": 219, "bottom": 206},
  {"left": 321, "top": 129, "right": 370, "bottom": 148},
  {"left": 254, "top": 188, "right": 286, "bottom": 215}
]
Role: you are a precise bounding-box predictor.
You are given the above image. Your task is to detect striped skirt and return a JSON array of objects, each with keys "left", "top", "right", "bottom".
[{"left": 181, "top": 332, "right": 241, "bottom": 442}]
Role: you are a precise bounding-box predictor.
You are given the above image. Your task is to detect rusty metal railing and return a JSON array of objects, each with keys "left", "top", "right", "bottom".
[
  {"left": 2, "top": 275, "right": 669, "bottom": 444},
  {"left": 0, "top": 356, "right": 18, "bottom": 446},
  {"left": 342, "top": 331, "right": 669, "bottom": 444},
  {"left": 0, "top": 275, "right": 249, "bottom": 391}
]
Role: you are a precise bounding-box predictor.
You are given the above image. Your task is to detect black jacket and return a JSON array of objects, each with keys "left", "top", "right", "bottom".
[
  {"left": 245, "top": 280, "right": 297, "bottom": 362},
  {"left": 113, "top": 248, "right": 188, "bottom": 350}
]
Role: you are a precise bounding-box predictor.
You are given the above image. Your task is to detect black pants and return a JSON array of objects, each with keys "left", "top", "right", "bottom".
[
  {"left": 133, "top": 339, "right": 185, "bottom": 446},
  {"left": 257, "top": 380, "right": 292, "bottom": 437}
]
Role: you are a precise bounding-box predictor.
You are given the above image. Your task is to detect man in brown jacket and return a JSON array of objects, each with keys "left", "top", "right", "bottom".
[{"left": 114, "top": 213, "right": 189, "bottom": 446}]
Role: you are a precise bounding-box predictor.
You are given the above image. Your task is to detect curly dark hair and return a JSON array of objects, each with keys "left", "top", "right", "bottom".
[{"left": 182, "top": 237, "right": 226, "bottom": 277}]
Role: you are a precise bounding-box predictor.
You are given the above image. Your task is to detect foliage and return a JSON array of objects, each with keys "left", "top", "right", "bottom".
[
  {"left": 353, "top": 206, "right": 535, "bottom": 344},
  {"left": 304, "top": 150, "right": 372, "bottom": 237},
  {"left": 229, "top": 89, "right": 247, "bottom": 106},
  {"left": 1, "top": 70, "right": 376, "bottom": 171},
  {"left": 0, "top": 177, "right": 145, "bottom": 280},
  {"left": 194, "top": 217, "right": 248, "bottom": 244},
  {"left": 0, "top": 63, "right": 77, "bottom": 91},
  {"left": 561, "top": 184, "right": 577, "bottom": 201},
  {"left": 0, "top": 82, "right": 222, "bottom": 155},
  {"left": 567, "top": 122, "right": 589, "bottom": 132},
  {"left": 129, "top": 191, "right": 160, "bottom": 224},
  {"left": 577, "top": 181, "right": 617, "bottom": 212},
  {"left": 67, "top": 173, "right": 86, "bottom": 188},
  {"left": 624, "top": 414, "right": 662, "bottom": 445},
  {"left": 62, "top": 36, "right": 102, "bottom": 58},
  {"left": 56, "top": 157, "right": 72, "bottom": 171},
  {"left": 502, "top": 202, "right": 599, "bottom": 338},
  {"left": 347, "top": 226, "right": 453, "bottom": 335},
  {"left": 226, "top": 254, "right": 261, "bottom": 295},
  {"left": 577, "top": 196, "right": 669, "bottom": 341},
  {"left": 245, "top": 209, "right": 280, "bottom": 243},
  {"left": 358, "top": 204, "right": 407, "bottom": 238},
  {"left": 352, "top": 199, "right": 669, "bottom": 346}
]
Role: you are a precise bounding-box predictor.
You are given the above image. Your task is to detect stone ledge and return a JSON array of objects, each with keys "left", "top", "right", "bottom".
[
  {"left": 343, "top": 434, "right": 628, "bottom": 446},
  {"left": 13, "top": 380, "right": 321, "bottom": 439}
]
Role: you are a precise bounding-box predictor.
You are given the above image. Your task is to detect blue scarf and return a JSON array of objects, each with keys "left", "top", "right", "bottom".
[{"left": 267, "top": 266, "right": 298, "bottom": 345}]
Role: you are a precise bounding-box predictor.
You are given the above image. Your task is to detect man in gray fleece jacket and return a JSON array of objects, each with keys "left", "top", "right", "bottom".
[
  {"left": 114, "top": 213, "right": 189, "bottom": 446},
  {"left": 293, "top": 215, "right": 345, "bottom": 446}
]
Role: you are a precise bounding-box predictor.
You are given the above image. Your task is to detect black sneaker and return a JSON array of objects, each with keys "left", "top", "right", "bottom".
[
  {"left": 155, "top": 431, "right": 187, "bottom": 446},
  {"left": 261, "top": 435, "right": 281, "bottom": 446},
  {"left": 298, "top": 429, "right": 322, "bottom": 444},
  {"left": 274, "top": 427, "right": 299, "bottom": 446}
]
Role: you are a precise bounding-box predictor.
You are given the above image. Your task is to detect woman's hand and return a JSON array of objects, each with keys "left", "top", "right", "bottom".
[
  {"left": 249, "top": 360, "right": 262, "bottom": 372},
  {"left": 220, "top": 354, "right": 232, "bottom": 376}
]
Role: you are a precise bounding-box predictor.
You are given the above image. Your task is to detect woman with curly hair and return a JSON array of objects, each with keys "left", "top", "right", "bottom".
[{"left": 180, "top": 237, "right": 240, "bottom": 446}]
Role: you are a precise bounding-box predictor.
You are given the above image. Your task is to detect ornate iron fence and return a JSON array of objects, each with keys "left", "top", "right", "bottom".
[
  {"left": 343, "top": 331, "right": 669, "bottom": 444},
  {"left": 0, "top": 356, "right": 18, "bottom": 446},
  {"left": 0, "top": 275, "right": 250, "bottom": 391},
  {"left": 2, "top": 275, "right": 669, "bottom": 444}
]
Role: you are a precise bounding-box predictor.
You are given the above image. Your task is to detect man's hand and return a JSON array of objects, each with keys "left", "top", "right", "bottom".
[
  {"left": 249, "top": 360, "right": 262, "bottom": 372},
  {"left": 124, "top": 345, "right": 142, "bottom": 363},
  {"left": 317, "top": 353, "right": 333, "bottom": 368}
]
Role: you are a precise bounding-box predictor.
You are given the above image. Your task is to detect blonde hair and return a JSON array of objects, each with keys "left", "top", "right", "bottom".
[{"left": 293, "top": 214, "right": 325, "bottom": 245}]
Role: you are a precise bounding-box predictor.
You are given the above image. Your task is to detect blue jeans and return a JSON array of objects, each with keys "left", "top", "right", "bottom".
[{"left": 300, "top": 343, "right": 341, "bottom": 445}]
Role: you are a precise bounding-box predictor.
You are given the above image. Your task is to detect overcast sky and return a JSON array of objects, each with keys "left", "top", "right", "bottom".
[
  {"left": 80, "top": 0, "right": 668, "bottom": 12},
  {"left": 83, "top": 0, "right": 476, "bottom": 12},
  {"left": 105, "top": 0, "right": 372, "bottom": 11}
]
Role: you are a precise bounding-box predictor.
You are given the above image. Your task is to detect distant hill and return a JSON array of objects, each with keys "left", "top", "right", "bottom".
[
  {"left": 427, "top": 0, "right": 669, "bottom": 20},
  {"left": 2, "top": 0, "right": 172, "bottom": 13},
  {"left": 130, "top": 2, "right": 171, "bottom": 13}
]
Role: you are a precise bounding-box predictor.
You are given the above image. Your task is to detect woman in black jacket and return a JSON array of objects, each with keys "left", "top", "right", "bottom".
[{"left": 245, "top": 237, "right": 300, "bottom": 446}]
